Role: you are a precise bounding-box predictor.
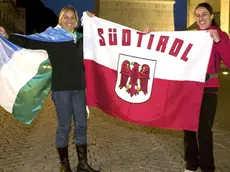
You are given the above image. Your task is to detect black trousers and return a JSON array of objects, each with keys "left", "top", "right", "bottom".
[{"left": 184, "top": 91, "right": 218, "bottom": 172}]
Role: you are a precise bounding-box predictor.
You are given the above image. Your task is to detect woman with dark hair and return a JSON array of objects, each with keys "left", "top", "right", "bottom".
[
  {"left": 0, "top": 6, "right": 100, "bottom": 172},
  {"left": 143, "top": 2, "right": 230, "bottom": 172},
  {"left": 183, "top": 2, "right": 230, "bottom": 172}
]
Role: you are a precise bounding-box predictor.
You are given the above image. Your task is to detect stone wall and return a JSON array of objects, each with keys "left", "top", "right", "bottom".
[
  {"left": 97, "top": 0, "right": 229, "bottom": 34},
  {"left": 98, "top": 0, "right": 175, "bottom": 31}
]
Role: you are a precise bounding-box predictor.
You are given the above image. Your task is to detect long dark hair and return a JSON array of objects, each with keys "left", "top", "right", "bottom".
[{"left": 195, "top": 2, "right": 219, "bottom": 27}]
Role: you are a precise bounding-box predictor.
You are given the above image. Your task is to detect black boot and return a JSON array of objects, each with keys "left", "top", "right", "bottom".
[
  {"left": 57, "top": 147, "right": 73, "bottom": 172},
  {"left": 76, "top": 144, "right": 100, "bottom": 172}
]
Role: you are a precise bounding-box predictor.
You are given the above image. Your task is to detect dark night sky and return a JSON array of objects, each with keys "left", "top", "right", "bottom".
[
  {"left": 41, "top": 0, "right": 187, "bottom": 31},
  {"left": 18, "top": 0, "right": 187, "bottom": 34},
  {"left": 174, "top": 0, "right": 187, "bottom": 31},
  {"left": 17, "top": 0, "right": 95, "bottom": 34},
  {"left": 40, "top": 0, "right": 187, "bottom": 31},
  {"left": 40, "top": 0, "right": 94, "bottom": 17}
]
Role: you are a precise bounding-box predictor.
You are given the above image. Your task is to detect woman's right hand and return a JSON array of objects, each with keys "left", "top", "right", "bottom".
[
  {"left": 143, "top": 26, "right": 154, "bottom": 34},
  {"left": 0, "top": 26, "right": 9, "bottom": 39}
]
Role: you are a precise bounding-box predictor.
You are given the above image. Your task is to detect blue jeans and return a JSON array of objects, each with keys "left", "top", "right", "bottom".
[{"left": 52, "top": 89, "right": 87, "bottom": 148}]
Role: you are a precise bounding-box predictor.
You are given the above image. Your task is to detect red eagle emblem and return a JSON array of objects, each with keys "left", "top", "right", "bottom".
[{"left": 119, "top": 60, "right": 150, "bottom": 97}]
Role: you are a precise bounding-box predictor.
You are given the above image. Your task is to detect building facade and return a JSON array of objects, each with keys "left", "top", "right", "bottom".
[
  {"left": 0, "top": 0, "right": 25, "bottom": 33},
  {"left": 97, "top": 0, "right": 175, "bottom": 31},
  {"left": 96, "top": 0, "right": 230, "bottom": 34}
]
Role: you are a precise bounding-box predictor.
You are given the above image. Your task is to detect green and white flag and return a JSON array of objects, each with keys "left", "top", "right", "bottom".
[{"left": 0, "top": 36, "right": 51, "bottom": 124}]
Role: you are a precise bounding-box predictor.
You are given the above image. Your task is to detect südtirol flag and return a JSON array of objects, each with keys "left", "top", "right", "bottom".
[
  {"left": 82, "top": 13, "right": 213, "bottom": 131},
  {"left": 0, "top": 36, "right": 51, "bottom": 124}
]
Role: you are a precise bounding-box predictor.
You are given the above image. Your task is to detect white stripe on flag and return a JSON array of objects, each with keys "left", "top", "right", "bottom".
[
  {"left": 0, "top": 49, "right": 48, "bottom": 113},
  {"left": 83, "top": 14, "right": 213, "bottom": 82}
]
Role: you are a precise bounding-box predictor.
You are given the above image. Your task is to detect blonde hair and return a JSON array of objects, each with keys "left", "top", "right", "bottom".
[{"left": 58, "top": 5, "right": 79, "bottom": 28}]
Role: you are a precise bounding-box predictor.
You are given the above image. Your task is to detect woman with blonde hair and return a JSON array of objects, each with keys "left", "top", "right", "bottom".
[{"left": 0, "top": 5, "right": 100, "bottom": 172}]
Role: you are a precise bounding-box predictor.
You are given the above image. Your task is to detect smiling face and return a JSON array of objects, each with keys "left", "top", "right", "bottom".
[
  {"left": 61, "top": 10, "right": 77, "bottom": 32},
  {"left": 58, "top": 6, "right": 79, "bottom": 32},
  {"left": 195, "top": 7, "right": 213, "bottom": 30}
]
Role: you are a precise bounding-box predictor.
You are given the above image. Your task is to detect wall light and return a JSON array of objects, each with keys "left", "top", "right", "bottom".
[{"left": 223, "top": 71, "right": 229, "bottom": 75}]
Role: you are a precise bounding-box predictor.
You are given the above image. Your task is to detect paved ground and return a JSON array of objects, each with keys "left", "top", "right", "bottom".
[{"left": 0, "top": 74, "right": 230, "bottom": 172}]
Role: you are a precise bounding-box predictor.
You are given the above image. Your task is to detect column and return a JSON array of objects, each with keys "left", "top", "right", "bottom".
[{"left": 220, "top": 0, "right": 230, "bottom": 34}]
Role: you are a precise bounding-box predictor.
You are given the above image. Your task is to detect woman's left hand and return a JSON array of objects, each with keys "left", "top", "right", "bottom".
[
  {"left": 86, "top": 11, "right": 95, "bottom": 17},
  {"left": 207, "top": 29, "right": 220, "bottom": 43}
]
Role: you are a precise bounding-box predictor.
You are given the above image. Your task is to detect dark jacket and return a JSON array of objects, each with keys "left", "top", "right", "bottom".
[
  {"left": 76, "top": 26, "right": 83, "bottom": 34},
  {"left": 8, "top": 33, "right": 85, "bottom": 91}
]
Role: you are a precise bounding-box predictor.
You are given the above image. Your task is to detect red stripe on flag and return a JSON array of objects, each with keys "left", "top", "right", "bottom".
[{"left": 85, "top": 60, "right": 204, "bottom": 132}]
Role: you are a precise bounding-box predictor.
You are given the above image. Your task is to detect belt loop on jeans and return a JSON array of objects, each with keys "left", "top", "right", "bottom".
[{"left": 205, "top": 73, "right": 218, "bottom": 81}]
